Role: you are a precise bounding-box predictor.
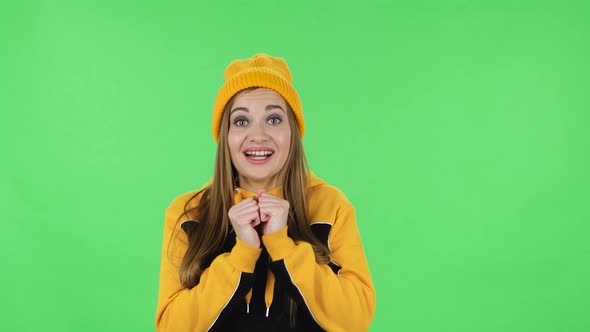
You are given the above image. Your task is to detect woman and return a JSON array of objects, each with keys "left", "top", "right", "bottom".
[{"left": 155, "top": 54, "right": 375, "bottom": 331}]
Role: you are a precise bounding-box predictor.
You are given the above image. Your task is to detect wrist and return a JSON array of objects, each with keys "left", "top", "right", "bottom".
[
  {"left": 262, "top": 226, "right": 296, "bottom": 261},
  {"left": 230, "top": 237, "right": 262, "bottom": 272}
]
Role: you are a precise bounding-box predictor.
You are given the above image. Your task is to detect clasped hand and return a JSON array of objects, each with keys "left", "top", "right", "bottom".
[{"left": 227, "top": 193, "right": 289, "bottom": 248}]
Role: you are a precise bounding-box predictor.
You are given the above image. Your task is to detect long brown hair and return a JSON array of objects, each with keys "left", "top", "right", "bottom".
[{"left": 169, "top": 88, "right": 330, "bottom": 319}]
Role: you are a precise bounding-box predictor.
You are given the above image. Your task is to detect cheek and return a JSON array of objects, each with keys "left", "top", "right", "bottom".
[
  {"left": 276, "top": 131, "right": 291, "bottom": 153},
  {"left": 227, "top": 130, "right": 243, "bottom": 156}
]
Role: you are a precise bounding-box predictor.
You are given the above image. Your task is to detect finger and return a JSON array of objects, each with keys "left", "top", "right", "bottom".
[
  {"left": 258, "top": 206, "right": 277, "bottom": 220},
  {"left": 258, "top": 195, "right": 286, "bottom": 205},
  {"left": 234, "top": 217, "right": 257, "bottom": 227},
  {"left": 235, "top": 209, "right": 258, "bottom": 222},
  {"left": 260, "top": 212, "right": 271, "bottom": 222},
  {"left": 235, "top": 211, "right": 260, "bottom": 226},
  {"left": 250, "top": 214, "right": 261, "bottom": 227},
  {"left": 258, "top": 200, "right": 281, "bottom": 207},
  {"left": 229, "top": 205, "right": 258, "bottom": 221},
  {"left": 258, "top": 203, "right": 285, "bottom": 212},
  {"left": 240, "top": 197, "right": 263, "bottom": 210},
  {"left": 236, "top": 197, "right": 258, "bottom": 208},
  {"left": 236, "top": 204, "right": 260, "bottom": 215}
]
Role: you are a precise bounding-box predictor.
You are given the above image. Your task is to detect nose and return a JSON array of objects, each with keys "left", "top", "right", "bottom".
[{"left": 248, "top": 121, "right": 269, "bottom": 142}]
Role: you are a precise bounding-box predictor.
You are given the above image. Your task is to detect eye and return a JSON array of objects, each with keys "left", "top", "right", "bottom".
[
  {"left": 233, "top": 117, "right": 248, "bottom": 127},
  {"left": 267, "top": 115, "right": 282, "bottom": 125}
]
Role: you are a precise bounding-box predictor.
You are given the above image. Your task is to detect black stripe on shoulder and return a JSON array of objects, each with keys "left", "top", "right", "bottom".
[
  {"left": 270, "top": 260, "right": 326, "bottom": 331},
  {"left": 328, "top": 262, "right": 341, "bottom": 274},
  {"left": 309, "top": 223, "right": 332, "bottom": 248},
  {"left": 180, "top": 220, "right": 199, "bottom": 233}
]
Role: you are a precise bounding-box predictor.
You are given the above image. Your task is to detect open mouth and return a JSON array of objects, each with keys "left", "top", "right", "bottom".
[{"left": 244, "top": 150, "right": 274, "bottom": 161}]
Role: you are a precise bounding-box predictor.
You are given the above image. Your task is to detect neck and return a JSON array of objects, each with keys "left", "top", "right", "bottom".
[{"left": 238, "top": 175, "right": 281, "bottom": 194}]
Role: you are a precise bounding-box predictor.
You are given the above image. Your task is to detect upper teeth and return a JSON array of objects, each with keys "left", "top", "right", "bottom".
[{"left": 246, "top": 151, "right": 272, "bottom": 156}]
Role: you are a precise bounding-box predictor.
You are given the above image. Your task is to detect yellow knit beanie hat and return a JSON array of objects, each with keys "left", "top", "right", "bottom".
[{"left": 211, "top": 54, "right": 304, "bottom": 143}]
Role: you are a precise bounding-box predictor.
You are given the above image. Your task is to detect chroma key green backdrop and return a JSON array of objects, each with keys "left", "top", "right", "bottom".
[{"left": 1, "top": 0, "right": 589, "bottom": 331}]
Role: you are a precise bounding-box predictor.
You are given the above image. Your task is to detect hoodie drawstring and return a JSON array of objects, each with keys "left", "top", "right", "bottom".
[
  {"left": 245, "top": 289, "right": 253, "bottom": 314},
  {"left": 243, "top": 272, "right": 275, "bottom": 317},
  {"left": 233, "top": 187, "right": 276, "bottom": 317},
  {"left": 265, "top": 269, "right": 275, "bottom": 317}
]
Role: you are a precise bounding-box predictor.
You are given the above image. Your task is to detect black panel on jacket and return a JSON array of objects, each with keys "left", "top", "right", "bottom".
[
  {"left": 310, "top": 223, "right": 341, "bottom": 274},
  {"left": 181, "top": 220, "right": 328, "bottom": 331}
]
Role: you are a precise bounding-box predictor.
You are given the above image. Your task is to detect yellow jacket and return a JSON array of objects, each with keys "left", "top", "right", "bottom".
[{"left": 155, "top": 174, "right": 375, "bottom": 331}]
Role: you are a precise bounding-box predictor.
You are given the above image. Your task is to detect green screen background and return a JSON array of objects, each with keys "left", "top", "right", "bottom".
[{"left": 1, "top": 0, "right": 589, "bottom": 331}]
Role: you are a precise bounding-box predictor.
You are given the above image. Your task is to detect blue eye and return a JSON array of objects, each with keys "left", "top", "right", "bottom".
[
  {"left": 267, "top": 116, "right": 282, "bottom": 125},
  {"left": 234, "top": 118, "right": 248, "bottom": 126}
]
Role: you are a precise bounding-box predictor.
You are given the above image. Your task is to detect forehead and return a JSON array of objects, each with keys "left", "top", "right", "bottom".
[{"left": 232, "top": 88, "right": 287, "bottom": 107}]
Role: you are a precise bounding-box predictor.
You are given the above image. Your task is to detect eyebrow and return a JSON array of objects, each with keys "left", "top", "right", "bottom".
[{"left": 230, "top": 105, "right": 285, "bottom": 113}]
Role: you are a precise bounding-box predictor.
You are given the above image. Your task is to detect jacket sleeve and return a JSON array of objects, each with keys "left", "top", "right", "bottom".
[
  {"left": 262, "top": 204, "right": 376, "bottom": 332},
  {"left": 155, "top": 197, "right": 262, "bottom": 331}
]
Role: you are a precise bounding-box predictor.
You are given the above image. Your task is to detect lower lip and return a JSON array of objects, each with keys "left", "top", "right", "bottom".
[{"left": 244, "top": 153, "right": 274, "bottom": 165}]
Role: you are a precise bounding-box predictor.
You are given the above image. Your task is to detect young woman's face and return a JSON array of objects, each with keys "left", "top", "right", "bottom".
[{"left": 227, "top": 88, "right": 292, "bottom": 189}]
